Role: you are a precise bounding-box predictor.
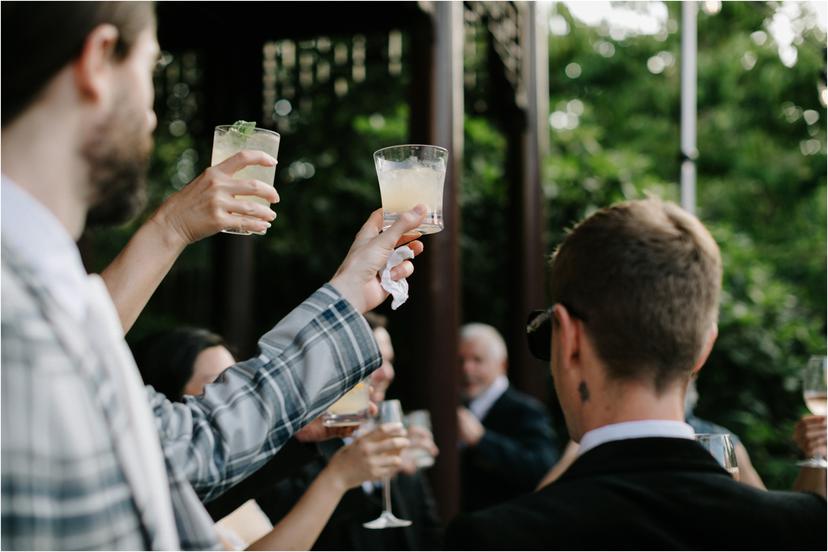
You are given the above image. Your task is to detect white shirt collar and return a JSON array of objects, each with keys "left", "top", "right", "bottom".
[
  {"left": 469, "top": 374, "right": 509, "bottom": 421},
  {"left": 2, "top": 175, "right": 89, "bottom": 321},
  {"left": 578, "top": 420, "right": 695, "bottom": 456}
]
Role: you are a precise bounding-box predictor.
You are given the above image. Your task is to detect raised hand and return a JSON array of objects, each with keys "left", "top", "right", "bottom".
[
  {"left": 329, "top": 206, "right": 426, "bottom": 313},
  {"left": 153, "top": 150, "right": 279, "bottom": 246},
  {"left": 295, "top": 402, "right": 380, "bottom": 443},
  {"left": 326, "top": 424, "right": 410, "bottom": 490},
  {"left": 794, "top": 415, "right": 827, "bottom": 458}
]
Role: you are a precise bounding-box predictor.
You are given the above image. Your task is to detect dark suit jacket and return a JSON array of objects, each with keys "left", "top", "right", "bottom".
[
  {"left": 448, "top": 437, "right": 827, "bottom": 550},
  {"left": 258, "top": 439, "right": 443, "bottom": 550},
  {"left": 461, "top": 386, "right": 559, "bottom": 512}
]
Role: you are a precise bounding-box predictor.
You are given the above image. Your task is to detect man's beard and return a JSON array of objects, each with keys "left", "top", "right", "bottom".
[{"left": 83, "top": 98, "right": 154, "bottom": 227}]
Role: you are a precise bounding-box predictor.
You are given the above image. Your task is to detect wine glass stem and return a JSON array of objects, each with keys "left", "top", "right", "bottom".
[{"left": 383, "top": 476, "right": 392, "bottom": 514}]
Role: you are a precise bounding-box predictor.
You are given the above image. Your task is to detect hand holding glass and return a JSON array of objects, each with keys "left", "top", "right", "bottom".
[
  {"left": 211, "top": 124, "right": 280, "bottom": 235},
  {"left": 696, "top": 433, "right": 739, "bottom": 480},
  {"left": 798, "top": 355, "right": 827, "bottom": 468},
  {"left": 374, "top": 144, "right": 447, "bottom": 236},
  {"left": 363, "top": 400, "right": 412, "bottom": 529}
]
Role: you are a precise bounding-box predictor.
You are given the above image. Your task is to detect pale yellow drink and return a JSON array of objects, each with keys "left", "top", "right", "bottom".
[
  {"left": 322, "top": 379, "right": 370, "bottom": 427},
  {"left": 211, "top": 125, "right": 280, "bottom": 235},
  {"left": 374, "top": 145, "right": 447, "bottom": 235}
]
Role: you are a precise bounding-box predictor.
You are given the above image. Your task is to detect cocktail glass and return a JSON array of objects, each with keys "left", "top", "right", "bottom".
[
  {"left": 321, "top": 378, "right": 371, "bottom": 427},
  {"left": 211, "top": 124, "right": 280, "bottom": 235},
  {"left": 373, "top": 144, "right": 447, "bottom": 236}
]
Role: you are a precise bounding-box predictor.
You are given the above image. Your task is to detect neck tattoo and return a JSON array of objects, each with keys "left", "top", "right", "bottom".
[{"left": 578, "top": 381, "right": 590, "bottom": 403}]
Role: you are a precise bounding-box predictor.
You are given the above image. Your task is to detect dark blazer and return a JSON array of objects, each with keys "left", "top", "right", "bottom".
[
  {"left": 461, "top": 385, "right": 559, "bottom": 512},
  {"left": 258, "top": 439, "right": 444, "bottom": 550},
  {"left": 448, "top": 437, "right": 827, "bottom": 550}
]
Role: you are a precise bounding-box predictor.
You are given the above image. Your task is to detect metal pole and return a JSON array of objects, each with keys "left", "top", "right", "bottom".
[{"left": 680, "top": 1, "right": 698, "bottom": 215}]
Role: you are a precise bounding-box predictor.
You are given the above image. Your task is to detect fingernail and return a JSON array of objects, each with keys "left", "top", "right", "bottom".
[
  {"left": 265, "top": 222, "right": 272, "bottom": 228},
  {"left": 413, "top": 204, "right": 427, "bottom": 215}
]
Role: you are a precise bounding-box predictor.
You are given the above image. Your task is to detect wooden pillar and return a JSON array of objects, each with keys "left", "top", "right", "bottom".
[
  {"left": 506, "top": 2, "right": 550, "bottom": 402},
  {"left": 202, "top": 40, "right": 262, "bottom": 357},
  {"left": 404, "top": 0, "right": 464, "bottom": 524}
]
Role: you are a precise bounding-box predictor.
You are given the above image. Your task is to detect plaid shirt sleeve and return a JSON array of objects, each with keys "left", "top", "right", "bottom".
[{"left": 147, "top": 284, "right": 381, "bottom": 501}]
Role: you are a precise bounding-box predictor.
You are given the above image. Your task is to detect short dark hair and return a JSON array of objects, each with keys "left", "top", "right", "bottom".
[
  {"left": 2, "top": 1, "right": 156, "bottom": 127},
  {"left": 549, "top": 198, "right": 722, "bottom": 391},
  {"left": 131, "top": 327, "right": 227, "bottom": 403}
]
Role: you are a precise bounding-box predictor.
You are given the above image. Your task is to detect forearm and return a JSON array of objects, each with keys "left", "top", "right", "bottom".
[
  {"left": 100, "top": 209, "right": 186, "bottom": 333},
  {"left": 536, "top": 440, "right": 579, "bottom": 490},
  {"left": 247, "top": 466, "right": 346, "bottom": 551},
  {"left": 150, "top": 285, "right": 380, "bottom": 501}
]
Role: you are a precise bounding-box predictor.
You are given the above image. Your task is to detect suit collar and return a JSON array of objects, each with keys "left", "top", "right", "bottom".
[
  {"left": 469, "top": 375, "right": 509, "bottom": 421},
  {"left": 558, "top": 437, "right": 730, "bottom": 482},
  {"left": 579, "top": 420, "right": 695, "bottom": 456}
]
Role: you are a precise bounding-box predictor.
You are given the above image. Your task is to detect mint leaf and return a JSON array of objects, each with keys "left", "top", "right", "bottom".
[{"left": 230, "top": 120, "right": 256, "bottom": 136}]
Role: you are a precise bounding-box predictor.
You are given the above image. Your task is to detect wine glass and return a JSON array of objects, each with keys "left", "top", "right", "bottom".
[
  {"left": 695, "top": 433, "right": 739, "bottom": 480},
  {"left": 798, "top": 355, "right": 827, "bottom": 468},
  {"left": 363, "top": 400, "right": 412, "bottom": 529}
]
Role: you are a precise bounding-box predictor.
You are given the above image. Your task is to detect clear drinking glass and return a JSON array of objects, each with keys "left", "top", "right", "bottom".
[
  {"left": 363, "top": 400, "right": 412, "bottom": 529},
  {"left": 210, "top": 124, "right": 281, "bottom": 235},
  {"left": 695, "top": 433, "right": 739, "bottom": 480},
  {"left": 321, "top": 378, "right": 371, "bottom": 427},
  {"left": 373, "top": 144, "right": 448, "bottom": 236},
  {"left": 798, "top": 355, "right": 827, "bottom": 468},
  {"left": 403, "top": 409, "right": 435, "bottom": 468}
]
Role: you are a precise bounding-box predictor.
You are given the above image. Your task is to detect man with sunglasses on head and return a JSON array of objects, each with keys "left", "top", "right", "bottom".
[{"left": 447, "top": 198, "right": 826, "bottom": 550}]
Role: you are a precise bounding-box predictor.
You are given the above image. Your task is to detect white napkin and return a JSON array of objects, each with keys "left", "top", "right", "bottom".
[{"left": 381, "top": 245, "right": 415, "bottom": 310}]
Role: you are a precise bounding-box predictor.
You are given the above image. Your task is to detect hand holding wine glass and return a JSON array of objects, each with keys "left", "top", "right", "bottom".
[
  {"left": 798, "top": 355, "right": 827, "bottom": 468},
  {"left": 363, "top": 400, "right": 413, "bottom": 529}
]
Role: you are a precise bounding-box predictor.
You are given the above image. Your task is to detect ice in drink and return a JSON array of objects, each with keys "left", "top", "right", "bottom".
[
  {"left": 374, "top": 145, "right": 447, "bottom": 235},
  {"left": 377, "top": 165, "right": 445, "bottom": 234},
  {"left": 211, "top": 123, "right": 280, "bottom": 235}
]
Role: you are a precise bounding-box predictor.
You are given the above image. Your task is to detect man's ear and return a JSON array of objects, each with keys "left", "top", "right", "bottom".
[
  {"left": 552, "top": 304, "right": 584, "bottom": 379},
  {"left": 691, "top": 323, "right": 719, "bottom": 378},
  {"left": 73, "top": 24, "right": 119, "bottom": 104}
]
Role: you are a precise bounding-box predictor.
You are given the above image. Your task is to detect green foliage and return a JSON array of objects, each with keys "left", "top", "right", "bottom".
[{"left": 544, "top": 1, "right": 826, "bottom": 488}]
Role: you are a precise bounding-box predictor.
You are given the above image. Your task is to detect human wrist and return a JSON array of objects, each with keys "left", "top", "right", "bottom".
[
  {"left": 320, "top": 458, "right": 351, "bottom": 494},
  {"left": 147, "top": 204, "right": 190, "bottom": 253},
  {"left": 329, "top": 275, "right": 366, "bottom": 314}
]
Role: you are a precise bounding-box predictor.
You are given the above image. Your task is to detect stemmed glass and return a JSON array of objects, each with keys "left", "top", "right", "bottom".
[
  {"left": 695, "top": 433, "right": 739, "bottom": 480},
  {"left": 797, "top": 355, "right": 827, "bottom": 468},
  {"left": 363, "top": 400, "right": 412, "bottom": 529}
]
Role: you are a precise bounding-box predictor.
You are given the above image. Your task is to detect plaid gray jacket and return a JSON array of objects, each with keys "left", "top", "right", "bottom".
[{"left": 1, "top": 243, "right": 381, "bottom": 550}]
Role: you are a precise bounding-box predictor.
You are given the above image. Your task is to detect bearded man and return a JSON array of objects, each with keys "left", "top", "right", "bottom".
[{"left": 1, "top": 3, "right": 426, "bottom": 549}]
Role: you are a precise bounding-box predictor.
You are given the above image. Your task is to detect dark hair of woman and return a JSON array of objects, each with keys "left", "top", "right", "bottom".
[{"left": 131, "top": 327, "right": 227, "bottom": 402}]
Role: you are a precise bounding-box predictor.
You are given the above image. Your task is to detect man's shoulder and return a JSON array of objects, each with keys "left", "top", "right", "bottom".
[
  {"left": 449, "top": 474, "right": 827, "bottom": 550},
  {"left": 1, "top": 252, "right": 51, "bottom": 337},
  {"left": 448, "top": 488, "right": 576, "bottom": 549}
]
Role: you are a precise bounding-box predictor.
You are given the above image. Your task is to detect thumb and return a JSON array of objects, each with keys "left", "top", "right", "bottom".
[
  {"left": 353, "top": 209, "right": 385, "bottom": 244},
  {"left": 376, "top": 205, "right": 427, "bottom": 250}
]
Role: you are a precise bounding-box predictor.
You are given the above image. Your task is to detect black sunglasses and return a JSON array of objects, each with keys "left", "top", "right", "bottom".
[{"left": 525, "top": 303, "right": 589, "bottom": 361}]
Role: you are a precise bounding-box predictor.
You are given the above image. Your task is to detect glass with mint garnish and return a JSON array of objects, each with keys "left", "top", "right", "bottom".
[{"left": 210, "top": 121, "right": 281, "bottom": 235}]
